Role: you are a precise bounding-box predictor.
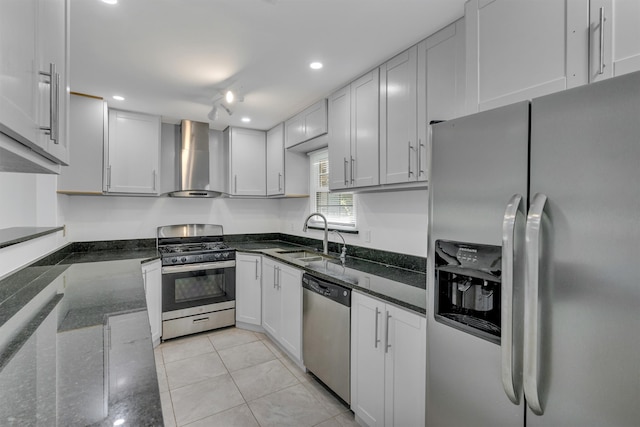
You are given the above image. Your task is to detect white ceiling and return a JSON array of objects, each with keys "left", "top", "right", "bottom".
[{"left": 70, "top": 0, "right": 466, "bottom": 131}]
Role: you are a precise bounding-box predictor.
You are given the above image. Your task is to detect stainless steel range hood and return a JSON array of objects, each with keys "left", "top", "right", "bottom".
[{"left": 167, "top": 120, "right": 223, "bottom": 198}]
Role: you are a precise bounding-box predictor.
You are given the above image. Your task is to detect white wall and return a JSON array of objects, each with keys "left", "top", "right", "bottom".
[
  {"left": 63, "top": 195, "right": 281, "bottom": 241},
  {"left": 278, "top": 188, "right": 428, "bottom": 257}
]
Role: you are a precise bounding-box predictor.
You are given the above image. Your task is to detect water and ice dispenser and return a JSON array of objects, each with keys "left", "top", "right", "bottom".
[{"left": 434, "top": 240, "right": 502, "bottom": 344}]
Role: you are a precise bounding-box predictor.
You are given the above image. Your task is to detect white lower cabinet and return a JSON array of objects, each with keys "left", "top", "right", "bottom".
[
  {"left": 236, "top": 253, "right": 262, "bottom": 326},
  {"left": 351, "top": 291, "right": 426, "bottom": 427},
  {"left": 261, "top": 257, "right": 302, "bottom": 361},
  {"left": 141, "top": 259, "right": 162, "bottom": 346}
]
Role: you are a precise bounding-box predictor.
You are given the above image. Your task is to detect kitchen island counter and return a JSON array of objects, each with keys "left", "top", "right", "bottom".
[{"left": 0, "top": 244, "right": 163, "bottom": 426}]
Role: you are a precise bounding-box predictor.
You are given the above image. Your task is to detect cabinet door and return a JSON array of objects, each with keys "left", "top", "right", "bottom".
[
  {"left": 351, "top": 292, "right": 385, "bottom": 427},
  {"left": 261, "top": 258, "right": 281, "bottom": 337},
  {"left": 465, "top": 0, "right": 588, "bottom": 113},
  {"left": 37, "top": 0, "right": 69, "bottom": 164},
  {"left": 418, "top": 19, "right": 466, "bottom": 183},
  {"left": 380, "top": 46, "right": 418, "bottom": 185},
  {"left": 266, "top": 124, "right": 284, "bottom": 196},
  {"left": 351, "top": 69, "right": 380, "bottom": 188},
  {"left": 328, "top": 85, "right": 351, "bottom": 190},
  {"left": 236, "top": 253, "right": 262, "bottom": 326},
  {"left": 0, "top": 0, "right": 39, "bottom": 150},
  {"left": 142, "top": 260, "right": 162, "bottom": 346},
  {"left": 589, "top": 0, "right": 640, "bottom": 82},
  {"left": 229, "top": 127, "right": 266, "bottom": 196},
  {"left": 106, "top": 109, "right": 161, "bottom": 194},
  {"left": 302, "top": 99, "right": 328, "bottom": 141},
  {"left": 285, "top": 114, "right": 305, "bottom": 148},
  {"left": 277, "top": 262, "right": 302, "bottom": 360},
  {"left": 384, "top": 305, "right": 426, "bottom": 427},
  {"left": 58, "top": 94, "right": 105, "bottom": 193}
]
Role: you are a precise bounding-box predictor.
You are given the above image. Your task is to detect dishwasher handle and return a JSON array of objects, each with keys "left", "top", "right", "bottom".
[{"left": 302, "top": 273, "right": 351, "bottom": 307}]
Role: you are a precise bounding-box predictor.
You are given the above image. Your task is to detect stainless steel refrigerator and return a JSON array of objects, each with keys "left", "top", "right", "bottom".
[{"left": 426, "top": 71, "right": 640, "bottom": 426}]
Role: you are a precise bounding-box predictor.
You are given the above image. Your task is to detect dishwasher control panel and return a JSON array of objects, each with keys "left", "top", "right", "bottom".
[{"left": 302, "top": 274, "right": 351, "bottom": 307}]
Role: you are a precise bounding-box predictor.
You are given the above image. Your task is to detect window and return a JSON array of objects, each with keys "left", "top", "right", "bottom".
[{"left": 309, "top": 149, "right": 356, "bottom": 230}]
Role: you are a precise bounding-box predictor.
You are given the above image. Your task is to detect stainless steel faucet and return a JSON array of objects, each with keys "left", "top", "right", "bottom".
[
  {"left": 302, "top": 212, "right": 328, "bottom": 255},
  {"left": 331, "top": 230, "right": 347, "bottom": 264}
]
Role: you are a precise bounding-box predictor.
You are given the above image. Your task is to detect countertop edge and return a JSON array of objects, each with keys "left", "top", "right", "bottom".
[{"left": 0, "top": 226, "right": 65, "bottom": 250}]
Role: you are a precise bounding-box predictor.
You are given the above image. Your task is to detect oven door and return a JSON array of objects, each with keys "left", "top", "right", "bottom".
[{"left": 161, "top": 260, "right": 236, "bottom": 314}]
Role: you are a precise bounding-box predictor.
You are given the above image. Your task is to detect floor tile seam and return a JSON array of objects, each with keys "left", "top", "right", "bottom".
[
  {"left": 167, "top": 370, "right": 232, "bottom": 393},
  {"left": 163, "top": 348, "right": 224, "bottom": 370},
  {"left": 230, "top": 359, "right": 303, "bottom": 404},
  {"left": 207, "top": 336, "right": 262, "bottom": 352},
  {"left": 178, "top": 402, "right": 252, "bottom": 427},
  {"left": 160, "top": 348, "right": 218, "bottom": 365},
  {"left": 299, "top": 379, "right": 352, "bottom": 418},
  {"left": 162, "top": 387, "right": 178, "bottom": 427}
]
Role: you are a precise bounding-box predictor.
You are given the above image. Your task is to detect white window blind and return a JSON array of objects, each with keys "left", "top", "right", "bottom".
[{"left": 309, "top": 149, "right": 356, "bottom": 229}]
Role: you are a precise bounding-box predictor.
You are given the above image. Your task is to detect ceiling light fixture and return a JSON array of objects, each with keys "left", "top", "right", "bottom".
[
  {"left": 225, "top": 90, "right": 235, "bottom": 104},
  {"left": 220, "top": 103, "right": 233, "bottom": 116},
  {"left": 207, "top": 106, "right": 218, "bottom": 121},
  {"left": 241, "top": 117, "right": 251, "bottom": 123},
  {"left": 310, "top": 62, "right": 323, "bottom": 70},
  {"left": 102, "top": 0, "right": 118, "bottom": 5},
  {"left": 112, "top": 95, "right": 125, "bottom": 101}
]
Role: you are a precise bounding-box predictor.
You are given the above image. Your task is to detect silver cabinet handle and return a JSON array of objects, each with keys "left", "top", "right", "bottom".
[
  {"left": 350, "top": 156, "right": 355, "bottom": 184},
  {"left": 234, "top": 175, "right": 238, "bottom": 194},
  {"left": 524, "top": 193, "right": 548, "bottom": 415},
  {"left": 273, "top": 265, "right": 277, "bottom": 288},
  {"left": 598, "top": 7, "right": 606, "bottom": 75},
  {"left": 407, "top": 141, "right": 414, "bottom": 178},
  {"left": 501, "top": 194, "right": 525, "bottom": 405},
  {"left": 278, "top": 172, "right": 282, "bottom": 191},
  {"left": 152, "top": 169, "right": 157, "bottom": 191},
  {"left": 418, "top": 139, "right": 425, "bottom": 177},
  {"left": 39, "top": 63, "right": 59, "bottom": 144},
  {"left": 343, "top": 157, "right": 349, "bottom": 185},
  {"left": 384, "top": 311, "right": 392, "bottom": 353},
  {"left": 193, "top": 317, "right": 210, "bottom": 323},
  {"left": 255, "top": 259, "right": 259, "bottom": 280},
  {"left": 277, "top": 266, "right": 281, "bottom": 289},
  {"left": 107, "top": 165, "right": 112, "bottom": 190},
  {"left": 374, "top": 307, "right": 381, "bottom": 348}
]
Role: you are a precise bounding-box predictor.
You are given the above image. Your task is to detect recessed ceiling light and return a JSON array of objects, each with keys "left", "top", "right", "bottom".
[
  {"left": 225, "top": 90, "right": 235, "bottom": 104},
  {"left": 112, "top": 95, "right": 125, "bottom": 101},
  {"left": 102, "top": 0, "right": 118, "bottom": 5},
  {"left": 241, "top": 117, "right": 251, "bottom": 123},
  {"left": 309, "top": 62, "right": 323, "bottom": 70}
]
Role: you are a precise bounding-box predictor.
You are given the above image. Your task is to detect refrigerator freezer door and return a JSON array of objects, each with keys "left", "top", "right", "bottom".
[
  {"left": 527, "top": 71, "right": 640, "bottom": 426},
  {"left": 427, "top": 101, "right": 529, "bottom": 426}
]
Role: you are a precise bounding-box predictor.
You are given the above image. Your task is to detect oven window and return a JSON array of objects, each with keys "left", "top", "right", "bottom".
[{"left": 174, "top": 274, "right": 225, "bottom": 304}]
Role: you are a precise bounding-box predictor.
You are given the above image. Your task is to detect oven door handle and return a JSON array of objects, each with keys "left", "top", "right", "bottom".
[{"left": 162, "top": 260, "right": 236, "bottom": 274}]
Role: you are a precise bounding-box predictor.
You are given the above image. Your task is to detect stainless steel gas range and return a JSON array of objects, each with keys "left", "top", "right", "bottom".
[{"left": 157, "top": 224, "right": 235, "bottom": 340}]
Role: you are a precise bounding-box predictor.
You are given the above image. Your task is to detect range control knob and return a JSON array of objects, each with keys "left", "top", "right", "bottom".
[
  {"left": 171, "top": 258, "right": 177, "bottom": 263},
  {"left": 181, "top": 257, "right": 187, "bottom": 263}
]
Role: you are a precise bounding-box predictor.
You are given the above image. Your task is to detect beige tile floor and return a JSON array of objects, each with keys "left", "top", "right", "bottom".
[{"left": 155, "top": 327, "right": 359, "bottom": 427}]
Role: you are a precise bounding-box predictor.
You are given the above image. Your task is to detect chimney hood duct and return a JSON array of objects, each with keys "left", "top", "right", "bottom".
[{"left": 168, "top": 120, "right": 223, "bottom": 198}]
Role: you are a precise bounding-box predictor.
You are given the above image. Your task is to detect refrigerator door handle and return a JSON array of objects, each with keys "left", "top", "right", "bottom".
[
  {"left": 524, "top": 193, "right": 548, "bottom": 415},
  {"left": 501, "top": 193, "right": 525, "bottom": 405}
]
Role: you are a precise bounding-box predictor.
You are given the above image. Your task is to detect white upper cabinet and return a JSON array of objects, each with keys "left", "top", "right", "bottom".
[
  {"left": 0, "top": 0, "right": 69, "bottom": 167},
  {"left": 284, "top": 99, "right": 328, "bottom": 149},
  {"left": 225, "top": 127, "right": 266, "bottom": 197},
  {"left": 266, "top": 124, "right": 285, "bottom": 196},
  {"left": 380, "top": 46, "right": 424, "bottom": 185},
  {"left": 328, "top": 69, "right": 380, "bottom": 191},
  {"left": 465, "top": 0, "right": 589, "bottom": 113},
  {"left": 417, "top": 18, "right": 466, "bottom": 183},
  {"left": 589, "top": 0, "right": 640, "bottom": 83},
  {"left": 105, "top": 109, "right": 161, "bottom": 195},
  {"left": 58, "top": 94, "right": 106, "bottom": 194}
]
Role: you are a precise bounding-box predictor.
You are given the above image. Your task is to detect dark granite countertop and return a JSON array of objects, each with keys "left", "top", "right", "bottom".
[
  {"left": 0, "top": 226, "right": 64, "bottom": 249},
  {"left": 231, "top": 240, "right": 426, "bottom": 314},
  {"left": 0, "top": 244, "right": 163, "bottom": 426}
]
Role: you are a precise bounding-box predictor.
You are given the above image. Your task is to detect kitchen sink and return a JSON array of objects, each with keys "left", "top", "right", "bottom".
[{"left": 276, "top": 250, "right": 325, "bottom": 263}]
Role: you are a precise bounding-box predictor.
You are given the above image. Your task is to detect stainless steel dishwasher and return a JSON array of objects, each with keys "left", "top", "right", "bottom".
[{"left": 302, "top": 273, "right": 351, "bottom": 404}]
